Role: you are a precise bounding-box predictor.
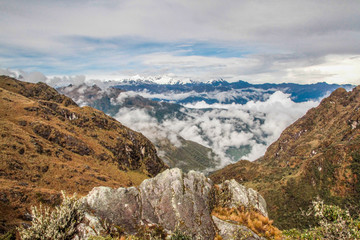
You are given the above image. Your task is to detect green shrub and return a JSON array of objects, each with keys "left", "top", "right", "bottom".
[
  {"left": 169, "top": 229, "right": 192, "bottom": 240},
  {"left": 283, "top": 198, "right": 360, "bottom": 239},
  {"left": 17, "top": 191, "right": 84, "bottom": 240}
]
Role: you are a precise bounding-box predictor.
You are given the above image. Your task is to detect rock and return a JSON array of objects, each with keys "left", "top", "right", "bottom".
[
  {"left": 82, "top": 168, "right": 216, "bottom": 239},
  {"left": 84, "top": 186, "right": 141, "bottom": 234},
  {"left": 74, "top": 213, "right": 107, "bottom": 240},
  {"left": 216, "top": 179, "right": 268, "bottom": 217},
  {"left": 212, "top": 216, "right": 264, "bottom": 240},
  {"left": 79, "top": 168, "right": 268, "bottom": 239},
  {"left": 139, "top": 168, "right": 215, "bottom": 238},
  {"left": 32, "top": 123, "right": 93, "bottom": 156}
]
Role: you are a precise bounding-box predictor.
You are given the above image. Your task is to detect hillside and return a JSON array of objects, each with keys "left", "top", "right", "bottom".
[
  {"left": 58, "top": 84, "right": 220, "bottom": 172},
  {"left": 210, "top": 85, "right": 360, "bottom": 229},
  {"left": 156, "top": 136, "right": 219, "bottom": 172},
  {"left": 0, "top": 76, "right": 166, "bottom": 233}
]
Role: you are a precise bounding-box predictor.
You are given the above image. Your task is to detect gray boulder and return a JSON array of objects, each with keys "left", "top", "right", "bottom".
[
  {"left": 212, "top": 216, "right": 265, "bottom": 240},
  {"left": 81, "top": 168, "right": 215, "bottom": 239},
  {"left": 83, "top": 186, "right": 141, "bottom": 233},
  {"left": 74, "top": 213, "right": 107, "bottom": 240},
  {"left": 216, "top": 179, "right": 268, "bottom": 217},
  {"left": 140, "top": 168, "right": 215, "bottom": 238},
  {"left": 77, "top": 168, "right": 268, "bottom": 239}
]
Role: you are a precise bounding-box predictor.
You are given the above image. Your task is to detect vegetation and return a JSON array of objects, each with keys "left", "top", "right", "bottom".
[
  {"left": 283, "top": 199, "right": 360, "bottom": 240},
  {"left": 17, "top": 191, "right": 84, "bottom": 240},
  {"left": 0, "top": 230, "right": 16, "bottom": 240},
  {"left": 350, "top": 151, "right": 360, "bottom": 197},
  {"left": 169, "top": 229, "right": 192, "bottom": 240},
  {"left": 156, "top": 137, "right": 218, "bottom": 172},
  {"left": 88, "top": 227, "right": 193, "bottom": 240},
  {"left": 212, "top": 206, "right": 282, "bottom": 240}
]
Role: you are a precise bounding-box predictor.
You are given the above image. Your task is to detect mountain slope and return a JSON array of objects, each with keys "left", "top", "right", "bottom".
[
  {"left": 0, "top": 76, "right": 166, "bottom": 233},
  {"left": 58, "top": 84, "right": 220, "bottom": 172},
  {"left": 156, "top": 136, "right": 219, "bottom": 172},
  {"left": 210, "top": 85, "right": 360, "bottom": 229}
]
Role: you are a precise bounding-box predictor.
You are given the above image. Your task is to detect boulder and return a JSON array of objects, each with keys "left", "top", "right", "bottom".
[
  {"left": 212, "top": 216, "right": 264, "bottom": 240},
  {"left": 216, "top": 179, "right": 268, "bottom": 217},
  {"left": 74, "top": 213, "right": 106, "bottom": 240},
  {"left": 83, "top": 186, "right": 141, "bottom": 233},
  {"left": 139, "top": 168, "right": 215, "bottom": 238},
  {"left": 78, "top": 168, "right": 268, "bottom": 239}
]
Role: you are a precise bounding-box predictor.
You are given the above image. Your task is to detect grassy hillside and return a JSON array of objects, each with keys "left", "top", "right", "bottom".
[
  {"left": 156, "top": 136, "right": 219, "bottom": 172},
  {"left": 0, "top": 76, "right": 167, "bottom": 233}
]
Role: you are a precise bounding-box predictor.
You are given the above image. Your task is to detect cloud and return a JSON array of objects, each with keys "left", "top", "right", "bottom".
[
  {"left": 0, "top": 68, "right": 47, "bottom": 83},
  {"left": 0, "top": 1, "right": 360, "bottom": 84},
  {"left": 111, "top": 90, "right": 319, "bottom": 169}
]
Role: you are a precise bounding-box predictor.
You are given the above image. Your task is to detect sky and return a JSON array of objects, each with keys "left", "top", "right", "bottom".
[{"left": 0, "top": 0, "right": 360, "bottom": 84}]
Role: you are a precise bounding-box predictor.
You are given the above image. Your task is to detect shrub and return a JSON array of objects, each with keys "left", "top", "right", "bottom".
[
  {"left": 283, "top": 198, "right": 360, "bottom": 239},
  {"left": 134, "top": 224, "right": 167, "bottom": 240},
  {"left": 169, "top": 229, "right": 192, "bottom": 240},
  {"left": 18, "top": 191, "right": 84, "bottom": 240}
]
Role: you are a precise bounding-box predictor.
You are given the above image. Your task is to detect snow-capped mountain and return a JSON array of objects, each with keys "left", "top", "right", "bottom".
[{"left": 112, "top": 79, "right": 354, "bottom": 104}]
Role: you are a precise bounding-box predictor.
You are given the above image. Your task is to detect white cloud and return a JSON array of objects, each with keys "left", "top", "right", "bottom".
[{"left": 111, "top": 91, "right": 319, "bottom": 169}]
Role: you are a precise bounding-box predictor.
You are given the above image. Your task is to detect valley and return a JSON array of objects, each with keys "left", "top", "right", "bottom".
[{"left": 57, "top": 79, "right": 351, "bottom": 172}]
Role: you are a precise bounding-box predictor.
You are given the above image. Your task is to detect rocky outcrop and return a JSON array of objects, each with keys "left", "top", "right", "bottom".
[
  {"left": 212, "top": 216, "right": 265, "bottom": 240},
  {"left": 78, "top": 168, "right": 267, "bottom": 239},
  {"left": 216, "top": 179, "right": 267, "bottom": 217}
]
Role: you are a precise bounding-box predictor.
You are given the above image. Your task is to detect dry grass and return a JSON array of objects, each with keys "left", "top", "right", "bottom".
[
  {"left": 0, "top": 78, "right": 166, "bottom": 232},
  {"left": 213, "top": 233, "right": 223, "bottom": 240},
  {"left": 212, "top": 206, "right": 282, "bottom": 240}
]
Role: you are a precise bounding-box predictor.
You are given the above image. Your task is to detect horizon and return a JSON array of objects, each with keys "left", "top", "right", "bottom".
[
  {"left": 1, "top": 1, "right": 360, "bottom": 85},
  {"left": 0, "top": 68, "right": 357, "bottom": 88}
]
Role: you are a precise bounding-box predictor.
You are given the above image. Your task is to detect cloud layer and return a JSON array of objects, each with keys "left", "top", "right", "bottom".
[
  {"left": 113, "top": 91, "right": 319, "bottom": 168},
  {"left": 0, "top": 1, "right": 360, "bottom": 84}
]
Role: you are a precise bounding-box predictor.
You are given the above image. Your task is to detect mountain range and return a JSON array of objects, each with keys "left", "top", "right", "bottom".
[{"left": 110, "top": 78, "right": 353, "bottom": 104}]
